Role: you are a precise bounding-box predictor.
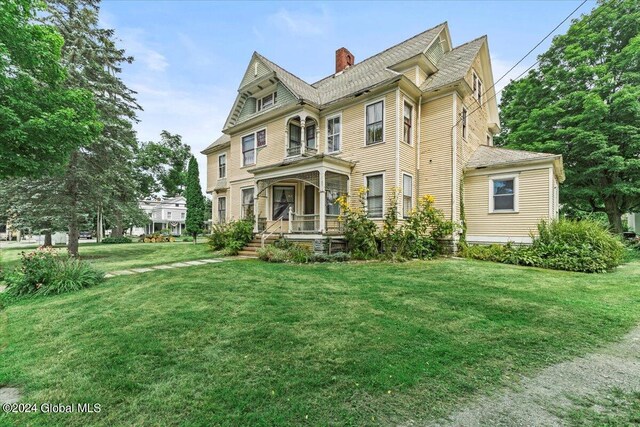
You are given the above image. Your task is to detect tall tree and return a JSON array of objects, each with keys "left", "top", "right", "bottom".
[
  {"left": 185, "top": 156, "right": 205, "bottom": 244},
  {"left": 136, "top": 131, "right": 191, "bottom": 197},
  {"left": 0, "top": 0, "right": 101, "bottom": 178},
  {"left": 41, "top": 0, "right": 142, "bottom": 256},
  {"left": 496, "top": 0, "right": 640, "bottom": 233}
]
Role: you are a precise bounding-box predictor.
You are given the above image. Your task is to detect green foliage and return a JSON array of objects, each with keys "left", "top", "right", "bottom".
[
  {"left": 339, "top": 190, "right": 455, "bottom": 261},
  {"left": 182, "top": 236, "right": 193, "bottom": 242},
  {"left": 257, "top": 241, "right": 351, "bottom": 264},
  {"left": 0, "top": 0, "right": 102, "bottom": 178},
  {"left": 336, "top": 190, "right": 379, "bottom": 259},
  {"left": 496, "top": 0, "right": 640, "bottom": 232},
  {"left": 185, "top": 156, "right": 206, "bottom": 242},
  {"left": 4, "top": 247, "right": 103, "bottom": 298},
  {"left": 464, "top": 219, "right": 625, "bottom": 273},
  {"left": 101, "top": 236, "right": 132, "bottom": 244},
  {"left": 207, "top": 219, "right": 254, "bottom": 255},
  {"left": 139, "top": 233, "right": 176, "bottom": 243},
  {"left": 135, "top": 131, "right": 192, "bottom": 197}
]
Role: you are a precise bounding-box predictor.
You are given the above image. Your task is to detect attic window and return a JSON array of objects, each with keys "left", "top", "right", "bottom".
[
  {"left": 257, "top": 92, "right": 277, "bottom": 112},
  {"left": 473, "top": 71, "right": 483, "bottom": 105}
]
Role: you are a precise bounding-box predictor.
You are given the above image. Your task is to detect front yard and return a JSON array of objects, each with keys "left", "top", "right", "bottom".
[{"left": 1, "top": 257, "right": 639, "bottom": 425}]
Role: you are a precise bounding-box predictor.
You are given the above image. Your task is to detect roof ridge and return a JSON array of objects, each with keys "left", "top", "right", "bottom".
[
  {"left": 480, "top": 145, "right": 556, "bottom": 156},
  {"left": 450, "top": 34, "right": 487, "bottom": 51},
  {"left": 311, "top": 22, "right": 448, "bottom": 87},
  {"left": 254, "top": 51, "right": 318, "bottom": 97}
]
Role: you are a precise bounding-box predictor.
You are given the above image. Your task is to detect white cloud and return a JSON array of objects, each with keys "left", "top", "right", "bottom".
[
  {"left": 268, "top": 7, "right": 332, "bottom": 37},
  {"left": 117, "top": 28, "right": 169, "bottom": 72}
]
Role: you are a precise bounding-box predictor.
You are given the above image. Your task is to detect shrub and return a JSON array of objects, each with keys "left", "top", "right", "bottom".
[
  {"left": 101, "top": 236, "right": 132, "bottom": 244},
  {"left": 399, "top": 194, "right": 455, "bottom": 259},
  {"left": 256, "top": 245, "right": 289, "bottom": 263},
  {"left": 336, "top": 189, "right": 379, "bottom": 260},
  {"left": 139, "top": 232, "right": 175, "bottom": 243},
  {"left": 207, "top": 219, "right": 254, "bottom": 255},
  {"left": 463, "top": 219, "right": 625, "bottom": 273},
  {"left": 182, "top": 236, "right": 193, "bottom": 242},
  {"left": 4, "top": 247, "right": 104, "bottom": 298}
]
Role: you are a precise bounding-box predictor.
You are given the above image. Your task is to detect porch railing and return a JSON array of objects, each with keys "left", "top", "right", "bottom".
[
  {"left": 260, "top": 217, "right": 284, "bottom": 247},
  {"left": 288, "top": 211, "right": 344, "bottom": 234},
  {"left": 286, "top": 146, "right": 318, "bottom": 157}
]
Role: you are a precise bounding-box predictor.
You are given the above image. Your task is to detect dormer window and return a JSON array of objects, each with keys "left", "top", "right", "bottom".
[{"left": 257, "top": 92, "right": 277, "bottom": 112}]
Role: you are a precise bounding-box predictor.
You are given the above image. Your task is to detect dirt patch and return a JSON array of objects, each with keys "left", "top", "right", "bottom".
[
  {"left": 412, "top": 325, "right": 640, "bottom": 426},
  {"left": 0, "top": 387, "right": 21, "bottom": 404}
]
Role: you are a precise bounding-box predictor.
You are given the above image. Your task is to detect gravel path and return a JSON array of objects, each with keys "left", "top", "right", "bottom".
[{"left": 422, "top": 325, "right": 640, "bottom": 426}]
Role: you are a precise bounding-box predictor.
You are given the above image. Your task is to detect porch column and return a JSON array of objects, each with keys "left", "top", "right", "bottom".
[
  {"left": 319, "top": 168, "right": 326, "bottom": 233},
  {"left": 253, "top": 182, "right": 259, "bottom": 233},
  {"left": 300, "top": 119, "right": 306, "bottom": 156}
]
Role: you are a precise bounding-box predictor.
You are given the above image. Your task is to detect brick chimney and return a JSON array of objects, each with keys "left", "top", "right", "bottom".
[{"left": 335, "top": 47, "right": 355, "bottom": 73}]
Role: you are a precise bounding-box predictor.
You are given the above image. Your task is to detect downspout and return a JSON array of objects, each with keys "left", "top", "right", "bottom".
[
  {"left": 416, "top": 95, "right": 422, "bottom": 196},
  {"left": 451, "top": 92, "right": 458, "bottom": 226},
  {"left": 395, "top": 89, "right": 401, "bottom": 214}
]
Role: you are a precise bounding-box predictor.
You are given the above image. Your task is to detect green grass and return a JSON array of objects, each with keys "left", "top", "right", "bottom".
[
  {"left": 0, "top": 241, "right": 212, "bottom": 272},
  {"left": 1, "top": 258, "right": 640, "bottom": 426}
]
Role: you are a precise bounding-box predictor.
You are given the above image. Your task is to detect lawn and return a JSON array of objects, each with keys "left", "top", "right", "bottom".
[
  {"left": 0, "top": 241, "right": 212, "bottom": 272},
  {"left": 1, "top": 258, "right": 640, "bottom": 426}
]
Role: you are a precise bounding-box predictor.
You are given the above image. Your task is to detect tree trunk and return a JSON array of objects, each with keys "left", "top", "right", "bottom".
[
  {"left": 68, "top": 222, "right": 79, "bottom": 257},
  {"left": 604, "top": 196, "right": 623, "bottom": 234},
  {"left": 111, "top": 211, "right": 124, "bottom": 238},
  {"left": 43, "top": 230, "right": 52, "bottom": 247},
  {"left": 193, "top": 232, "right": 197, "bottom": 244}
]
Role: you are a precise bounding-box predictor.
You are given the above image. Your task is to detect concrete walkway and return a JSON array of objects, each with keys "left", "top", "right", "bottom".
[{"left": 104, "top": 258, "right": 227, "bottom": 278}]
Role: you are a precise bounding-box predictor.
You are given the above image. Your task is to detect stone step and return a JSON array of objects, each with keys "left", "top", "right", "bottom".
[{"left": 237, "top": 250, "right": 258, "bottom": 257}]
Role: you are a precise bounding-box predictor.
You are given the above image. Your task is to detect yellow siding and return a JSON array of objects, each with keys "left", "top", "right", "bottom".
[
  {"left": 206, "top": 149, "right": 229, "bottom": 192},
  {"left": 416, "top": 67, "right": 427, "bottom": 88},
  {"left": 464, "top": 167, "right": 552, "bottom": 237},
  {"left": 420, "top": 94, "right": 453, "bottom": 218},
  {"left": 403, "top": 67, "right": 418, "bottom": 86}
]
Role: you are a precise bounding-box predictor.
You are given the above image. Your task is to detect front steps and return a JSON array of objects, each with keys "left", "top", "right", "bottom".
[{"left": 237, "top": 235, "right": 278, "bottom": 257}]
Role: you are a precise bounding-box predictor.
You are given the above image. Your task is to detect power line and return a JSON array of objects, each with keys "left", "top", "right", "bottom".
[{"left": 457, "top": 0, "right": 618, "bottom": 129}]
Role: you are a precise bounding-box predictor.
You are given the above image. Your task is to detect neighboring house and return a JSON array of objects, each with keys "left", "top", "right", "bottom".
[
  {"left": 131, "top": 196, "right": 188, "bottom": 236},
  {"left": 202, "top": 22, "right": 565, "bottom": 248},
  {"left": 624, "top": 213, "right": 639, "bottom": 234}
]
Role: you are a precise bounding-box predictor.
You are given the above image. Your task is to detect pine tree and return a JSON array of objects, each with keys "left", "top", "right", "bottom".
[{"left": 185, "top": 156, "right": 205, "bottom": 243}]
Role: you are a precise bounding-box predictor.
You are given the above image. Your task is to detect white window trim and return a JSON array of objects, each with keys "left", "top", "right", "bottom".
[
  {"left": 363, "top": 97, "right": 385, "bottom": 146},
  {"left": 240, "top": 186, "right": 255, "bottom": 219},
  {"left": 325, "top": 112, "right": 342, "bottom": 154},
  {"left": 240, "top": 128, "right": 266, "bottom": 167},
  {"left": 402, "top": 172, "right": 414, "bottom": 218},
  {"left": 402, "top": 98, "right": 415, "bottom": 146},
  {"left": 472, "top": 70, "right": 483, "bottom": 106},
  {"left": 489, "top": 173, "right": 519, "bottom": 213},
  {"left": 257, "top": 91, "right": 277, "bottom": 112},
  {"left": 218, "top": 153, "right": 226, "bottom": 179},
  {"left": 217, "top": 196, "right": 227, "bottom": 223},
  {"left": 363, "top": 172, "right": 385, "bottom": 218}
]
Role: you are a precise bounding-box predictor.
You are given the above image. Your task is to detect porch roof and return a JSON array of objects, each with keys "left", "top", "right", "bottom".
[{"left": 247, "top": 153, "right": 355, "bottom": 176}]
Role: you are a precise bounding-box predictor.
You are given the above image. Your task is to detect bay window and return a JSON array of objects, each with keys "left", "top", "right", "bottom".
[
  {"left": 366, "top": 100, "right": 384, "bottom": 145},
  {"left": 327, "top": 115, "right": 341, "bottom": 153},
  {"left": 242, "top": 134, "right": 255, "bottom": 166}
]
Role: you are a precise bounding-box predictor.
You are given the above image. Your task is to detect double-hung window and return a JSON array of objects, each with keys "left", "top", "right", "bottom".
[
  {"left": 288, "top": 123, "right": 301, "bottom": 156},
  {"left": 491, "top": 176, "right": 517, "bottom": 212},
  {"left": 256, "top": 129, "right": 267, "bottom": 148},
  {"left": 242, "top": 134, "right": 255, "bottom": 166},
  {"left": 365, "top": 174, "right": 383, "bottom": 218},
  {"left": 327, "top": 116, "right": 341, "bottom": 153},
  {"left": 306, "top": 123, "right": 316, "bottom": 150},
  {"left": 402, "top": 174, "right": 413, "bottom": 217},
  {"left": 257, "top": 92, "right": 277, "bottom": 112},
  {"left": 217, "top": 197, "right": 226, "bottom": 223},
  {"left": 366, "top": 101, "right": 384, "bottom": 145},
  {"left": 403, "top": 102, "right": 412, "bottom": 144},
  {"left": 241, "top": 188, "right": 254, "bottom": 219},
  {"left": 218, "top": 154, "right": 226, "bottom": 178}
]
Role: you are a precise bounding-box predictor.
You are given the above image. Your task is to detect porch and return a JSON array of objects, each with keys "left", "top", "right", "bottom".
[{"left": 249, "top": 154, "right": 353, "bottom": 238}]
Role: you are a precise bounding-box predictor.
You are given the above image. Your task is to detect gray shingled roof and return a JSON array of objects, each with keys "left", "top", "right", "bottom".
[
  {"left": 465, "top": 145, "right": 559, "bottom": 169},
  {"left": 313, "top": 23, "right": 446, "bottom": 104},
  {"left": 421, "top": 36, "right": 485, "bottom": 91},
  {"left": 201, "top": 134, "right": 230, "bottom": 154},
  {"left": 255, "top": 53, "right": 321, "bottom": 105}
]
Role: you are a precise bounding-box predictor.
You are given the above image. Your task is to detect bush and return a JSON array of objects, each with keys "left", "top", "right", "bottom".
[
  {"left": 463, "top": 219, "right": 625, "bottom": 273},
  {"left": 336, "top": 190, "right": 379, "bottom": 260},
  {"left": 182, "top": 236, "right": 193, "bottom": 242},
  {"left": 256, "top": 245, "right": 289, "bottom": 263},
  {"left": 207, "top": 219, "right": 254, "bottom": 255},
  {"left": 101, "top": 236, "right": 132, "bottom": 244},
  {"left": 257, "top": 241, "right": 350, "bottom": 264},
  {"left": 4, "top": 247, "right": 104, "bottom": 298},
  {"left": 139, "top": 232, "right": 176, "bottom": 243}
]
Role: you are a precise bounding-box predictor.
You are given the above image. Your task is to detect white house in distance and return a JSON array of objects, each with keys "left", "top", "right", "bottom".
[{"left": 131, "top": 196, "right": 187, "bottom": 236}]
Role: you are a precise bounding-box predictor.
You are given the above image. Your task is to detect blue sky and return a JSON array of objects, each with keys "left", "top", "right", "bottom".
[{"left": 99, "top": 0, "right": 596, "bottom": 190}]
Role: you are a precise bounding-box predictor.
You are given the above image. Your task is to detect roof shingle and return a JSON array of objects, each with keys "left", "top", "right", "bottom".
[{"left": 465, "top": 145, "right": 559, "bottom": 169}]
